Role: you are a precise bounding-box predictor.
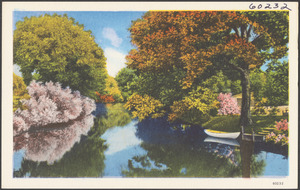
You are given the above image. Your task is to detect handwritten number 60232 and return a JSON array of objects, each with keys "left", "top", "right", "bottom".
[{"left": 249, "top": 3, "right": 292, "bottom": 11}]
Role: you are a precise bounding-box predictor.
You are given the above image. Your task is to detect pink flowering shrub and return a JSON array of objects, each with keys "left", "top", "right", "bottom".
[
  {"left": 217, "top": 93, "right": 240, "bottom": 115},
  {"left": 13, "top": 81, "right": 96, "bottom": 163},
  {"left": 265, "top": 119, "right": 289, "bottom": 146},
  {"left": 275, "top": 119, "right": 288, "bottom": 131},
  {"left": 14, "top": 81, "right": 95, "bottom": 130}
]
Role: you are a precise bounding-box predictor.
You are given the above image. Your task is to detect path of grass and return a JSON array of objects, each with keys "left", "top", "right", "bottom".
[{"left": 202, "top": 115, "right": 288, "bottom": 134}]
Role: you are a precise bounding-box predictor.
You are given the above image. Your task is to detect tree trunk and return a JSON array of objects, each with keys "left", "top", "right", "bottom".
[{"left": 240, "top": 70, "right": 252, "bottom": 129}]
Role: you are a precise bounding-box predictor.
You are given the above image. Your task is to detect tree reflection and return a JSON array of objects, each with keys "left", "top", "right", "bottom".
[
  {"left": 135, "top": 117, "right": 206, "bottom": 145},
  {"left": 122, "top": 117, "right": 265, "bottom": 178},
  {"left": 13, "top": 136, "right": 106, "bottom": 177},
  {"left": 122, "top": 143, "right": 242, "bottom": 177},
  {"left": 13, "top": 103, "right": 132, "bottom": 177},
  {"left": 123, "top": 142, "right": 265, "bottom": 177},
  {"left": 88, "top": 103, "right": 132, "bottom": 137},
  {"left": 14, "top": 114, "right": 94, "bottom": 164},
  {"left": 241, "top": 140, "right": 253, "bottom": 178}
]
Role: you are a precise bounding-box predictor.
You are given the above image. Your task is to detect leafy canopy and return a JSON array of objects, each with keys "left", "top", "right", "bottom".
[
  {"left": 115, "top": 68, "right": 138, "bottom": 101},
  {"left": 127, "top": 11, "right": 288, "bottom": 89},
  {"left": 14, "top": 13, "right": 108, "bottom": 98},
  {"left": 126, "top": 11, "right": 288, "bottom": 126},
  {"left": 264, "top": 61, "right": 289, "bottom": 106}
]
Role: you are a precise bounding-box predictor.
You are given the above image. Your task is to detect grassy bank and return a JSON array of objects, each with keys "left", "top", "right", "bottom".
[{"left": 202, "top": 115, "right": 288, "bottom": 134}]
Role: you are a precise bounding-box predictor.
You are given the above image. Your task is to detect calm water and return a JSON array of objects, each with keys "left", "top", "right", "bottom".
[{"left": 13, "top": 104, "right": 288, "bottom": 178}]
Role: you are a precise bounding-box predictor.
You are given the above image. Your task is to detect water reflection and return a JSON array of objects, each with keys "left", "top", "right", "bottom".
[
  {"left": 13, "top": 103, "right": 132, "bottom": 177},
  {"left": 204, "top": 136, "right": 240, "bottom": 146},
  {"left": 13, "top": 136, "right": 106, "bottom": 177},
  {"left": 122, "top": 118, "right": 266, "bottom": 178},
  {"left": 102, "top": 120, "right": 141, "bottom": 155},
  {"left": 13, "top": 104, "right": 288, "bottom": 178},
  {"left": 13, "top": 115, "right": 94, "bottom": 164},
  {"left": 240, "top": 140, "right": 254, "bottom": 178},
  {"left": 135, "top": 117, "right": 206, "bottom": 145}
]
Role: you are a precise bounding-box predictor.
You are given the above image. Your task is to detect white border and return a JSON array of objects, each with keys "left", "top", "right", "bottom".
[{"left": 2, "top": 2, "right": 298, "bottom": 189}]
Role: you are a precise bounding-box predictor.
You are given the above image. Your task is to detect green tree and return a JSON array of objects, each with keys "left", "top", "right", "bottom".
[
  {"left": 202, "top": 70, "right": 242, "bottom": 94},
  {"left": 134, "top": 68, "right": 188, "bottom": 108},
  {"left": 250, "top": 69, "right": 267, "bottom": 102},
  {"left": 115, "top": 68, "right": 138, "bottom": 101},
  {"left": 13, "top": 14, "right": 107, "bottom": 98},
  {"left": 264, "top": 61, "right": 289, "bottom": 106},
  {"left": 231, "top": 80, "right": 242, "bottom": 95},
  {"left": 127, "top": 11, "right": 289, "bottom": 127},
  {"left": 13, "top": 73, "right": 30, "bottom": 112}
]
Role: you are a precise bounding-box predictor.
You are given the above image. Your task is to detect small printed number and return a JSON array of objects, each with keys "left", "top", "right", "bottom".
[{"left": 273, "top": 182, "right": 283, "bottom": 185}]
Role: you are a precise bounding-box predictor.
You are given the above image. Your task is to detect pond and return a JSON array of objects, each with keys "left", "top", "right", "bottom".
[{"left": 13, "top": 103, "right": 288, "bottom": 178}]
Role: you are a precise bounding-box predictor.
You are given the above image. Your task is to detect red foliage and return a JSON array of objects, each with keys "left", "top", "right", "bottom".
[
  {"left": 95, "top": 91, "right": 115, "bottom": 103},
  {"left": 275, "top": 119, "right": 288, "bottom": 131}
]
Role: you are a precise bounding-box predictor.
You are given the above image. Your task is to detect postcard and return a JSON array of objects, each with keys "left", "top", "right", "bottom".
[{"left": 2, "top": 1, "right": 298, "bottom": 189}]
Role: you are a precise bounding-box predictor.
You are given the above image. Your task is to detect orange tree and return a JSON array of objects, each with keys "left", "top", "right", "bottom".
[{"left": 127, "top": 11, "right": 288, "bottom": 127}]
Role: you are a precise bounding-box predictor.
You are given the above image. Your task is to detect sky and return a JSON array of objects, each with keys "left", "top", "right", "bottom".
[{"left": 13, "top": 11, "right": 146, "bottom": 77}]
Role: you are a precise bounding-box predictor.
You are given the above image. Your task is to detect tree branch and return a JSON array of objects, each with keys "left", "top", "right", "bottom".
[
  {"left": 251, "top": 34, "right": 262, "bottom": 44},
  {"left": 241, "top": 25, "right": 246, "bottom": 39},
  {"left": 225, "top": 59, "right": 245, "bottom": 74},
  {"left": 246, "top": 25, "right": 253, "bottom": 42},
  {"left": 233, "top": 27, "right": 240, "bottom": 37}
]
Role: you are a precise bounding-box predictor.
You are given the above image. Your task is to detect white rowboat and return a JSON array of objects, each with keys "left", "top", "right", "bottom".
[{"left": 204, "top": 129, "right": 240, "bottom": 139}]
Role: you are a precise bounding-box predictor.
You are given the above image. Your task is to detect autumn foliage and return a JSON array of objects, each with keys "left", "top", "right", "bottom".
[
  {"left": 126, "top": 11, "right": 274, "bottom": 89},
  {"left": 168, "top": 87, "right": 219, "bottom": 124},
  {"left": 95, "top": 91, "right": 115, "bottom": 103},
  {"left": 127, "top": 11, "right": 288, "bottom": 127},
  {"left": 124, "top": 94, "right": 165, "bottom": 121},
  {"left": 104, "top": 76, "right": 124, "bottom": 102}
]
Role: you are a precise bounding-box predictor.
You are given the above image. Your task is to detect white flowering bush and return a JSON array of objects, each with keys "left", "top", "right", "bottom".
[
  {"left": 217, "top": 93, "right": 240, "bottom": 115},
  {"left": 13, "top": 81, "right": 96, "bottom": 163}
]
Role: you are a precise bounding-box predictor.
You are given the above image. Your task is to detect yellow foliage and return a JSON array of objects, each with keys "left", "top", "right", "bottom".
[
  {"left": 13, "top": 73, "right": 30, "bottom": 112},
  {"left": 105, "top": 76, "right": 124, "bottom": 102},
  {"left": 168, "top": 87, "right": 219, "bottom": 124},
  {"left": 252, "top": 98, "right": 268, "bottom": 115},
  {"left": 124, "top": 94, "right": 165, "bottom": 121}
]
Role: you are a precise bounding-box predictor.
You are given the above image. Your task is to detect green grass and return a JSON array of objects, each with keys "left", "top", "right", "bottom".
[{"left": 202, "top": 115, "right": 288, "bottom": 134}]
